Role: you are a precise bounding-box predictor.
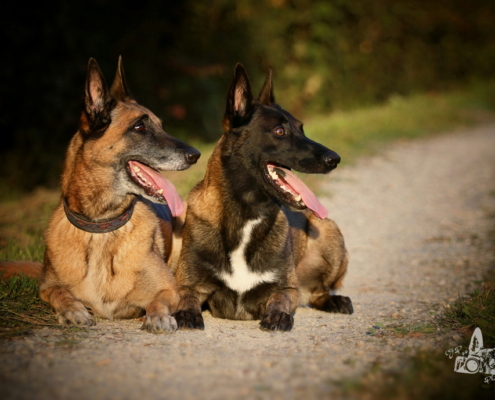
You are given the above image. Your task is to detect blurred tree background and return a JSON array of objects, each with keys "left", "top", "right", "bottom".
[{"left": 1, "top": 0, "right": 495, "bottom": 192}]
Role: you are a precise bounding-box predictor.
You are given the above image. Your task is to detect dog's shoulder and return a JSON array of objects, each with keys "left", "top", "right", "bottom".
[{"left": 185, "top": 178, "right": 224, "bottom": 227}]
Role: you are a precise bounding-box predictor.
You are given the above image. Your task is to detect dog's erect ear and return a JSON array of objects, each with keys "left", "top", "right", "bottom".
[
  {"left": 81, "top": 58, "right": 114, "bottom": 135},
  {"left": 110, "top": 56, "right": 132, "bottom": 101},
  {"left": 224, "top": 63, "right": 254, "bottom": 129},
  {"left": 257, "top": 67, "right": 275, "bottom": 105}
]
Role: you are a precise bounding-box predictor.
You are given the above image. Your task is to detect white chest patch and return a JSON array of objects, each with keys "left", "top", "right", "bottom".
[{"left": 219, "top": 218, "right": 276, "bottom": 293}]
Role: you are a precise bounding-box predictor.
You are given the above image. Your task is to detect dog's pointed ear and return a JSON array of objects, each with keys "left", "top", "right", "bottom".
[
  {"left": 257, "top": 67, "right": 275, "bottom": 105},
  {"left": 224, "top": 63, "right": 254, "bottom": 130},
  {"left": 110, "top": 56, "right": 132, "bottom": 101},
  {"left": 81, "top": 58, "right": 113, "bottom": 135}
]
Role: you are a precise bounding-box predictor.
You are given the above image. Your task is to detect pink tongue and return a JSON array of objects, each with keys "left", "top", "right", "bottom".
[
  {"left": 276, "top": 166, "right": 328, "bottom": 219},
  {"left": 129, "top": 161, "right": 184, "bottom": 217}
]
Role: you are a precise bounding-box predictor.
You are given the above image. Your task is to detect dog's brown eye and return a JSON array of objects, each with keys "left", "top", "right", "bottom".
[
  {"left": 273, "top": 127, "right": 285, "bottom": 136},
  {"left": 134, "top": 122, "right": 146, "bottom": 133}
]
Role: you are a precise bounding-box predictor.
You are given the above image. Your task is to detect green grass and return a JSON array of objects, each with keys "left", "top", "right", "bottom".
[
  {"left": 0, "top": 274, "right": 57, "bottom": 337},
  {"left": 442, "top": 274, "right": 495, "bottom": 344},
  {"left": 295, "top": 79, "right": 495, "bottom": 192},
  {"left": 304, "top": 79, "right": 495, "bottom": 165},
  {"left": 0, "top": 240, "right": 45, "bottom": 263},
  {"left": 0, "top": 187, "right": 58, "bottom": 263}
]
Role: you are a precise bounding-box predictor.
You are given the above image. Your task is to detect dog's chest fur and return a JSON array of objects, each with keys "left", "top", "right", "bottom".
[
  {"left": 77, "top": 234, "right": 124, "bottom": 318},
  {"left": 52, "top": 201, "right": 168, "bottom": 320},
  {"left": 199, "top": 210, "right": 295, "bottom": 320},
  {"left": 218, "top": 217, "right": 276, "bottom": 293}
]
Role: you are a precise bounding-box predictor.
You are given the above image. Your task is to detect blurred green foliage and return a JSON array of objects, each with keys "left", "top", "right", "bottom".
[{"left": 1, "top": 0, "right": 495, "bottom": 191}]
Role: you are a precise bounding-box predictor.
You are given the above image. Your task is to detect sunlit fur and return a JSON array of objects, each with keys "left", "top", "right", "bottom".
[{"left": 38, "top": 57, "right": 199, "bottom": 333}]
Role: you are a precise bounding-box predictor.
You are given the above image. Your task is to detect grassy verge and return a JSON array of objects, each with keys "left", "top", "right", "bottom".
[
  {"left": 0, "top": 274, "right": 58, "bottom": 338},
  {"left": 443, "top": 278, "right": 495, "bottom": 344},
  {"left": 300, "top": 79, "right": 495, "bottom": 191},
  {"left": 0, "top": 187, "right": 58, "bottom": 263},
  {"left": 305, "top": 79, "right": 495, "bottom": 165}
]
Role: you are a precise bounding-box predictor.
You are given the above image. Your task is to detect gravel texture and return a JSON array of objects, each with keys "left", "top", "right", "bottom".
[{"left": 1, "top": 124, "right": 495, "bottom": 400}]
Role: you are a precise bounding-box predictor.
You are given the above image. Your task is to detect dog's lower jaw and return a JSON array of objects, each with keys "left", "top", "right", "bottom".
[{"left": 119, "top": 171, "right": 169, "bottom": 206}]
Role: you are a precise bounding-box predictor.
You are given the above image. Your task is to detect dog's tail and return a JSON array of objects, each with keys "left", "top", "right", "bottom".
[{"left": 0, "top": 261, "right": 43, "bottom": 280}]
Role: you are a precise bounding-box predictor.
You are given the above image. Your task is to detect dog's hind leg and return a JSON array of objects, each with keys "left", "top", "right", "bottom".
[
  {"left": 296, "top": 216, "right": 353, "bottom": 315},
  {"left": 308, "top": 251, "right": 353, "bottom": 314}
]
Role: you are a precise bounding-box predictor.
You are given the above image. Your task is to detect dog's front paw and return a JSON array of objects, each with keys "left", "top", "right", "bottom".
[
  {"left": 141, "top": 313, "right": 178, "bottom": 334},
  {"left": 174, "top": 309, "right": 205, "bottom": 330},
  {"left": 260, "top": 311, "right": 294, "bottom": 332},
  {"left": 322, "top": 295, "right": 354, "bottom": 314},
  {"left": 56, "top": 303, "right": 96, "bottom": 327}
]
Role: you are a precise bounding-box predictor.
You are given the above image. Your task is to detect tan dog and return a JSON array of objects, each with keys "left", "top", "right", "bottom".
[
  {"left": 13, "top": 57, "right": 200, "bottom": 333},
  {"left": 174, "top": 64, "right": 352, "bottom": 332}
]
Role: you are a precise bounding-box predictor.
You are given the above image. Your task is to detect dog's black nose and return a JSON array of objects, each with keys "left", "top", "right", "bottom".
[
  {"left": 185, "top": 149, "right": 201, "bottom": 165},
  {"left": 323, "top": 151, "right": 341, "bottom": 168}
]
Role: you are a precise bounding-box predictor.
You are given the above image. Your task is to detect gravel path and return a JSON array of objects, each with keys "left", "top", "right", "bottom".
[{"left": 2, "top": 124, "right": 495, "bottom": 400}]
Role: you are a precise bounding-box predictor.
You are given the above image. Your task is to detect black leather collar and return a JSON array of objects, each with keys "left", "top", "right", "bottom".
[{"left": 63, "top": 197, "right": 136, "bottom": 233}]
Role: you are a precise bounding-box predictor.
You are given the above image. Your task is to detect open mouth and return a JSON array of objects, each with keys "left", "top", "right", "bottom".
[
  {"left": 264, "top": 163, "right": 328, "bottom": 219},
  {"left": 127, "top": 160, "right": 184, "bottom": 217}
]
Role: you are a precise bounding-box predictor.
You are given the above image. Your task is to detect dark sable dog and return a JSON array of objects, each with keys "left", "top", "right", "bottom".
[
  {"left": 38, "top": 57, "right": 200, "bottom": 333},
  {"left": 174, "top": 64, "right": 352, "bottom": 332}
]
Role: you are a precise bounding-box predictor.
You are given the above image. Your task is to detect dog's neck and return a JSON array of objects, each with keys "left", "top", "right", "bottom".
[
  {"left": 63, "top": 196, "right": 137, "bottom": 233},
  {"left": 63, "top": 188, "right": 136, "bottom": 222},
  {"left": 204, "top": 137, "right": 280, "bottom": 223},
  {"left": 61, "top": 133, "right": 137, "bottom": 221}
]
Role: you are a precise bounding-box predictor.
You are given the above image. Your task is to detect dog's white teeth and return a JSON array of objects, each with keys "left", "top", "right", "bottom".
[
  {"left": 137, "top": 173, "right": 148, "bottom": 183},
  {"left": 133, "top": 166, "right": 141, "bottom": 173},
  {"left": 156, "top": 189, "right": 163, "bottom": 195},
  {"left": 295, "top": 194, "right": 302, "bottom": 202}
]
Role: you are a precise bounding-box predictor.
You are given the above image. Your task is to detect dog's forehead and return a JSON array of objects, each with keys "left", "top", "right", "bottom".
[
  {"left": 112, "top": 102, "right": 162, "bottom": 126},
  {"left": 257, "top": 104, "right": 302, "bottom": 128}
]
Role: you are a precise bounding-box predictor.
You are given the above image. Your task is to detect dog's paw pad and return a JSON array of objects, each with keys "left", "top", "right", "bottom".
[
  {"left": 141, "top": 314, "right": 178, "bottom": 334},
  {"left": 260, "top": 311, "right": 293, "bottom": 332},
  {"left": 57, "top": 305, "right": 95, "bottom": 327},
  {"left": 173, "top": 310, "right": 205, "bottom": 330}
]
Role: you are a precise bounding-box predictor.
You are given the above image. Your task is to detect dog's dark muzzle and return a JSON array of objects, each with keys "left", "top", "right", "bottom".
[
  {"left": 323, "top": 150, "right": 341, "bottom": 170},
  {"left": 185, "top": 148, "right": 201, "bottom": 165}
]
